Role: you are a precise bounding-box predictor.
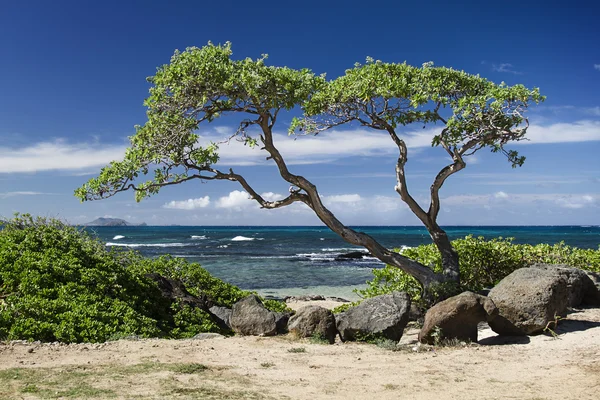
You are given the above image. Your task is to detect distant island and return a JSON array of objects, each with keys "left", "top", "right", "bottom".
[{"left": 83, "top": 217, "right": 147, "bottom": 227}]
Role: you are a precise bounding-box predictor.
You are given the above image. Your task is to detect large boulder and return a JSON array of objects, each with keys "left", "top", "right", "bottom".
[
  {"left": 530, "top": 264, "right": 600, "bottom": 307},
  {"left": 230, "top": 295, "right": 290, "bottom": 336},
  {"left": 418, "top": 291, "right": 498, "bottom": 344},
  {"left": 488, "top": 268, "right": 569, "bottom": 335},
  {"left": 335, "top": 292, "right": 410, "bottom": 342},
  {"left": 288, "top": 305, "right": 337, "bottom": 344}
]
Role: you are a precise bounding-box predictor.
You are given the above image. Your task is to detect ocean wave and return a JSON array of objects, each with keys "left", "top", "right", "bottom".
[
  {"left": 105, "top": 242, "right": 191, "bottom": 248},
  {"left": 231, "top": 236, "right": 255, "bottom": 241},
  {"left": 320, "top": 247, "right": 364, "bottom": 252},
  {"left": 112, "top": 235, "right": 125, "bottom": 240},
  {"left": 191, "top": 235, "right": 207, "bottom": 240},
  {"left": 218, "top": 244, "right": 229, "bottom": 248}
]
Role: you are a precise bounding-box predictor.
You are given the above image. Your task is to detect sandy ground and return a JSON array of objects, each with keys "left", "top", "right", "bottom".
[{"left": 1, "top": 301, "right": 599, "bottom": 400}]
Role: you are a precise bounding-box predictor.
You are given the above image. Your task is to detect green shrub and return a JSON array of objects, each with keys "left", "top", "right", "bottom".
[
  {"left": 0, "top": 214, "right": 167, "bottom": 342},
  {"left": 358, "top": 235, "right": 600, "bottom": 306},
  {"left": 0, "top": 214, "right": 260, "bottom": 342}
]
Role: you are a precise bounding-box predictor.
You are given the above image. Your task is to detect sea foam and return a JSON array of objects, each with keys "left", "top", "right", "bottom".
[
  {"left": 231, "top": 236, "right": 255, "bottom": 241},
  {"left": 112, "top": 235, "right": 125, "bottom": 240}
]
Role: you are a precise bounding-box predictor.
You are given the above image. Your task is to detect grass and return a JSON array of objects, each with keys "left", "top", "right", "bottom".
[
  {"left": 287, "top": 347, "right": 306, "bottom": 353},
  {"left": 0, "top": 362, "right": 277, "bottom": 399}
]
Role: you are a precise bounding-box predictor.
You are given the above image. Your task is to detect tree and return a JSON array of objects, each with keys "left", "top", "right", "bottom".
[
  {"left": 75, "top": 43, "right": 543, "bottom": 292},
  {"left": 291, "top": 59, "right": 544, "bottom": 284}
]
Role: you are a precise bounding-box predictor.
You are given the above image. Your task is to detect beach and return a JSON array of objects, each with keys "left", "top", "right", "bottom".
[{"left": 1, "top": 302, "right": 599, "bottom": 399}]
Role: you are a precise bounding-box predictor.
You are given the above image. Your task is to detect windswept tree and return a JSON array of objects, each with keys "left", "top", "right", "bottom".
[{"left": 75, "top": 43, "right": 543, "bottom": 293}]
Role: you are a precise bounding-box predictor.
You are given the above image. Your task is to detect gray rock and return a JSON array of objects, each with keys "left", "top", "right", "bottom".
[
  {"left": 230, "top": 295, "right": 288, "bottom": 336},
  {"left": 192, "top": 333, "right": 225, "bottom": 340},
  {"left": 288, "top": 305, "right": 337, "bottom": 344},
  {"left": 335, "top": 292, "right": 411, "bottom": 342},
  {"left": 209, "top": 306, "right": 232, "bottom": 330},
  {"left": 284, "top": 294, "right": 326, "bottom": 302},
  {"left": 418, "top": 291, "right": 498, "bottom": 344},
  {"left": 488, "top": 268, "right": 569, "bottom": 335},
  {"left": 531, "top": 264, "right": 599, "bottom": 307}
]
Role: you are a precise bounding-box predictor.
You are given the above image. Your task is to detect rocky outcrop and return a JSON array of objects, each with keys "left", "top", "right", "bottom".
[
  {"left": 335, "top": 251, "right": 370, "bottom": 261},
  {"left": 335, "top": 292, "right": 410, "bottom": 342},
  {"left": 230, "top": 295, "right": 290, "bottom": 336},
  {"left": 418, "top": 292, "right": 498, "bottom": 344},
  {"left": 488, "top": 268, "right": 569, "bottom": 335},
  {"left": 288, "top": 305, "right": 337, "bottom": 344},
  {"left": 531, "top": 264, "right": 600, "bottom": 307}
]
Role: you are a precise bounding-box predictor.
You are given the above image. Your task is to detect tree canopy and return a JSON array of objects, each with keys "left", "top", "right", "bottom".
[{"left": 75, "top": 42, "right": 543, "bottom": 291}]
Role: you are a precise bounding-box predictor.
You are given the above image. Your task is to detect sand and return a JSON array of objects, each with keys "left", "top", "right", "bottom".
[{"left": 1, "top": 302, "right": 599, "bottom": 400}]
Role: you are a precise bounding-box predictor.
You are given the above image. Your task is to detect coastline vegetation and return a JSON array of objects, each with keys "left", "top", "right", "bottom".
[
  {"left": 0, "top": 214, "right": 285, "bottom": 343},
  {"left": 347, "top": 235, "right": 600, "bottom": 310}
]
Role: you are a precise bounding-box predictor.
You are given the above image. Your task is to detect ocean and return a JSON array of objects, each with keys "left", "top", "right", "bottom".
[{"left": 88, "top": 226, "right": 600, "bottom": 300}]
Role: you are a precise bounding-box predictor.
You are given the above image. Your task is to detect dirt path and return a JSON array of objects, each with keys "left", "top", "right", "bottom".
[{"left": 1, "top": 307, "right": 599, "bottom": 400}]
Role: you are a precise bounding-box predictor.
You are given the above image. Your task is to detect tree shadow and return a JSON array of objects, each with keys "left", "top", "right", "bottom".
[
  {"left": 553, "top": 318, "right": 600, "bottom": 335},
  {"left": 478, "top": 334, "right": 531, "bottom": 346}
]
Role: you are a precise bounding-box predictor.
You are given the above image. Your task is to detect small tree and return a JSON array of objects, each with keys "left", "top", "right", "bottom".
[{"left": 75, "top": 43, "right": 543, "bottom": 292}]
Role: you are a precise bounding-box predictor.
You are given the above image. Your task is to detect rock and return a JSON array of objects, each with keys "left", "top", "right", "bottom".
[
  {"left": 209, "top": 306, "right": 232, "bottom": 330},
  {"left": 335, "top": 251, "right": 369, "bottom": 261},
  {"left": 335, "top": 292, "right": 411, "bottom": 342},
  {"left": 145, "top": 273, "right": 211, "bottom": 310},
  {"left": 284, "top": 294, "right": 326, "bottom": 302},
  {"left": 326, "top": 296, "right": 350, "bottom": 303},
  {"left": 408, "top": 303, "right": 425, "bottom": 322},
  {"left": 230, "top": 295, "right": 289, "bottom": 336},
  {"left": 531, "top": 264, "right": 599, "bottom": 307},
  {"left": 418, "top": 292, "right": 498, "bottom": 344},
  {"left": 288, "top": 305, "right": 337, "bottom": 344},
  {"left": 192, "top": 333, "right": 225, "bottom": 340},
  {"left": 488, "top": 268, "right": 569, "bottom": 335}
]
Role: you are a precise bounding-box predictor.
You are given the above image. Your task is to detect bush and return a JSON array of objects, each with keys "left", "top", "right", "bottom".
[
  {"left": 0, "top": 214, "right": 268, "bottom": 342},
  {"left": 358, "top": 235, "right": 600, "bottom": 306},
  {"left": 0, "top": 214, "right": 167, "bottom": 342}
]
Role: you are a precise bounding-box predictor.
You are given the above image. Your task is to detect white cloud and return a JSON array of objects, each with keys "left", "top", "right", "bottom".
[
  {"left": 0, "top": 140, "right": 126, "bottom": 173},
  {"left": 518, "top": 120, "right": 600, "bottom": 144},
  {"left": 323, "top": 194, "right": 362, "bottom": 203},
  {"left": 584, "top": 106, "right": 600, "bottom": 117},
  {"left": 0, "top": 191, "right": 58, "bottom": 199},
  {"left": 201, "top": 127, "right": 440, "bottom": 166},
  {"left": 216, "top": 190, "right": 253, "bottom": 210},
  {"left": 163, "top": 196, "right": 210, "bottom": 210},
  {"left": 492, "top": 63, "right": 523, "bottom": 74},
  {"left": 594, "top": 64, "right": 600, "bottom": 71},
  {"left": 443, "top": 192, "right": 599, "bottom": 210}
]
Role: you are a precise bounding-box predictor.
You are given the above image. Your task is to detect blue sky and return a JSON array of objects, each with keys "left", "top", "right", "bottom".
[{"left": 1, "top": 0, "right": 599, "bottom": 226}]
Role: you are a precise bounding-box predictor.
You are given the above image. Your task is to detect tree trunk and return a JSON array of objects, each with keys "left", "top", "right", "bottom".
[{"left": 429, "top": 228, "right": 460, "bottom": 284}]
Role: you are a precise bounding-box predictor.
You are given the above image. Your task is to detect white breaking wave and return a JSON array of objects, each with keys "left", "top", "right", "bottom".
[
  {"left": 231, "top": 236, "right": 255, "bottom": 241},
  {"left": 320, "top": 247, "right": 364, "bottom": 252},
  {"left": 218, "top": 244, "right": 229, "bottom": 248},
  {"left": 191, "top": 235, "right": 207, "bottom": 240},
  {"left": 105, "top": 242, "right": 190, "bottom": 248},
  {"left": 112, "top": 235, "right": 125, "bottom": 240}
]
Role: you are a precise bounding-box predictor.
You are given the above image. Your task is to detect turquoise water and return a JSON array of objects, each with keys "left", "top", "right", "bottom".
[{"left": 88, "top": 225, "right": 600, "bottom": 299}]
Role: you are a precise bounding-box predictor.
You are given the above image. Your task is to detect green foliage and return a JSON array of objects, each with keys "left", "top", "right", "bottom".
[
  {"left": 359, "top": 235, "right": 600, "bottom": 305},
  {"left": 129, "top": 255, "right": 249, "bottom": 308},
  {"left": 0, "top": 214, "right": 258, "bottom": 343},
  {"left": 0, "top": 214, "right": 166, "bottom": 342},
  {"left": 296, "top": 59, "right": 544, "bottom": 168},
  {"left": 262, "top": 299, "right": 293, "bottom": 313},
  {"left": 75, "top": 42, "right": 325, "bottom": 203}
]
